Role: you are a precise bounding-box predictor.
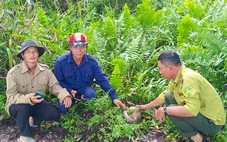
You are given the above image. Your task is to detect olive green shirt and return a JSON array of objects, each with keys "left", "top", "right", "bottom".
[
  {"left": 5, "top": 61, "right": 71, "bottom": 114},
  {"left": 159, "top": 65, "right": 226, "bottom": 125}
]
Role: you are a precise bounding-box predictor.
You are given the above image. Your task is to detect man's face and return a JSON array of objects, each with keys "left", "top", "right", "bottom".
[
  {"left": 69, "top": 45, "right": 86, "bottom": 60},
  {"left": 21, "top": 47, "right": 39, "bottom": 63},
  {"left": 158, "top": 61, "right": 172, "bottom": 80}
]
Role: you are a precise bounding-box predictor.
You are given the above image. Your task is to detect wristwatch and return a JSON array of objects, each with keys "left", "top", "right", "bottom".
[{"left": 163, "top": 104, "right": 168, "bottom": 115}]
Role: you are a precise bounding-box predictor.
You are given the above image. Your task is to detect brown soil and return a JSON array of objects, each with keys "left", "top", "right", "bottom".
[
  {"left": 0, "top": 118, "right": 186, "bottom": 142},
  {"left": 0, "top": 119, "right": 66, "bottom": 142}
]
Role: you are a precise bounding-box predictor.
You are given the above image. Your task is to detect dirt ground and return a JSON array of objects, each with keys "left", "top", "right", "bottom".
[
  {"left": 0, "top": 118, "right": 185, "bottom": 142},
  {"left": 0, "top": 119, "right": 66, "bottom": 142}
]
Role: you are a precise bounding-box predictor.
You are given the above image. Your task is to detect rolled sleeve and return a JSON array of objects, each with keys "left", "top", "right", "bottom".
[{"left": 47, "top": 69, "right": 71, "bottom": 103}]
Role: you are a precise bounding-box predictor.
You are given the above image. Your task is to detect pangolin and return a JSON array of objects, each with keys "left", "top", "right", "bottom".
[{"left": 123, "top": 106, "right": 142, "bottom": 123}]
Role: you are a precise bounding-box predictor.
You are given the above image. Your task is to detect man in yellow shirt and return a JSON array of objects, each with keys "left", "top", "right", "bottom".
[{"left": 137, "top": 50, "right": 226, "bottom": 142}]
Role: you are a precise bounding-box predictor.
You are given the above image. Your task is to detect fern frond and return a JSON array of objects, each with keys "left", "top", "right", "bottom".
[
  {"left": 198, "top": 34, "right": 227, "bottom": 54},
  {"left": 109, "top": 64, "right": 123, "bottom": 89}
]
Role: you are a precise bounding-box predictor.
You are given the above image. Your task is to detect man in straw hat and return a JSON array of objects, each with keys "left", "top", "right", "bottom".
[{"left": 5, "top": 39, "right": 72, "bottom": 142}]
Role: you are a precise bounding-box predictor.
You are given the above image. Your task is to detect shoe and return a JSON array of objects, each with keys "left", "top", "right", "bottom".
[{"left": 17, "top": 137, "right": 36, "bottom": 142}]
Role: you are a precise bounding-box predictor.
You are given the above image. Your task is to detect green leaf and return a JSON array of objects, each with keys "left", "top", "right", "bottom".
[{"left": 6, "top": 48, "right": 13, "bottom": 68}]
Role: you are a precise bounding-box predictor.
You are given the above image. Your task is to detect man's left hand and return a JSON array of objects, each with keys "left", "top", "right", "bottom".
[
  {"left": 154, "top": 107, "right": 165, "bottom": 122},
  {"left": 113, "top": 99, "right": 126, "bottom": 110}
]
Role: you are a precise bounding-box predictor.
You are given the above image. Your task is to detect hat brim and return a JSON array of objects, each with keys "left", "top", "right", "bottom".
[
  {"left": 69, "top": 41, "right": 88, "bottom": 46},
  {"left": 17, "top": 46, "right": 45, "bottom": 59}
]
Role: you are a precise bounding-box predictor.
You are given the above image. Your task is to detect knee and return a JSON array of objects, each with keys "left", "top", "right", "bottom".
[
  {"left": 83, "top": 87, "right": 97, "bottom": 99},
  {"left": 16, "top": 104, "right": 31, "bottom": 115},
  {"left": 9, "top": 104, "right": 31, "bottom": 121},
  {"left": 18, "top": 104, "right": 31, "bottom": 111},
  {"left": 165, "top": 92, "right": 174, "bottom": 100}
]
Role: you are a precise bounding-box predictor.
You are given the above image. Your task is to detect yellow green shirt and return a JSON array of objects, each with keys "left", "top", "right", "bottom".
[{"left": 159, "top": 65, "right": 226, "bottom": 125}]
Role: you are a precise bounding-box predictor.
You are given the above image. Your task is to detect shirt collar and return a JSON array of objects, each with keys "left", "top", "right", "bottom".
[
  {"left": 21, "top": 61, "right": 44, "bottom": 74},
  {"left": 172, "top": 65, "right": 185, "bottom": 84},
  {"left": 68, "top": 52, "right": 89, "bottom": 64}
]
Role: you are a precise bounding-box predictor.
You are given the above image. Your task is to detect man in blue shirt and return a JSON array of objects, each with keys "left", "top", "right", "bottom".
[{"left": 54, "top": 32, "right": 125, "bottom": 112}]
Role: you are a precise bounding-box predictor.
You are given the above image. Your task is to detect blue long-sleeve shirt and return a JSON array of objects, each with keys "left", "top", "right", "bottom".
[{"left": 54, "top": 51, "right": 118, "bottom": 100}]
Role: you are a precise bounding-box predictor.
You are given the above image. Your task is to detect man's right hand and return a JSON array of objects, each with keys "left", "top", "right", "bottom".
[
  {"left": 29, "top": 93, "right": 43, "bottom": 104},
  {"left": 113, "top": 99, "right": 126, "bottom": 110},
  {"left": 136, "top": 104, "right": 150, "bottom": 111}
]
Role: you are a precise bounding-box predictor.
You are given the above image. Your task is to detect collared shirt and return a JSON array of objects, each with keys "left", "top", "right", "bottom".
[
  {"left": 54, "top": 52, "right": 118, "bottom": 100},
  {"left": 5, "top": 61, "right": 71, "bottom": 114},
  {"left": 159, "top": 65, "right": 226, "bottom": 125}
]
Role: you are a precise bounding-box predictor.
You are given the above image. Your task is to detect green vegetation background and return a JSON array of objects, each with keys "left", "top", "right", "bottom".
[{"left": 0, "top": 0, "right": 226, "bottom": 141}]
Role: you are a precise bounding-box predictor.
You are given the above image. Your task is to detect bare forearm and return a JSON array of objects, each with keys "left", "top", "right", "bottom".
[
  {"left": 147, "top": 97, "right": 164, "bottom": 108},
  {"left": 166, "top": 106, "right": 194, "bottom": 117},
  {"left": 137, "top": 96, "right": 164, "bottom": 110}
]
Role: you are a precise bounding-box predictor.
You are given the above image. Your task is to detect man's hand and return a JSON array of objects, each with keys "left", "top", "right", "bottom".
[
  {"left": 154, "top": 107, "right": 165, "bottom": 122},
  {"left": 113, "top": 99, "right": 126, "bottom": 110},
  {"left": 63, "top": 96, "right": 72, "bottom": 108},
  {"left": 71, "top": 90, "right": 77, "bottom": 98},
  {"left": 29, "top": 93, "right": 43, "bottom": 104},
  {"left": 136, "top": 104, "right": 150, "bottom": 111}
]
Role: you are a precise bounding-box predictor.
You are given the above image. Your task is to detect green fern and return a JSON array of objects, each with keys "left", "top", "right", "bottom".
[
  {"left": 178, "top": 0, "right": 206, "bottom": 19},
  {"left": 119, "top": 4, "right": 135, "bottom": 39},
  {"left": 102, "top": 16, "right": 118, "bottom": 52},
  {"left": 119, "top": 33, "right": 145, "bottom": 84},
  {"left": 111, "top": 58, "right": 127, "bottom": 75},
  {"left": 177, "top": 14, "right": 199, "bottom": 47},
  {"left": 109, "top": 64, "right": 123, "bottom": 89},
  {"left": 198, "top": 34, "right": 227, "bottom": 53},
  {"left": 136, "top": 0, "right": 162, "bottom": 27}
]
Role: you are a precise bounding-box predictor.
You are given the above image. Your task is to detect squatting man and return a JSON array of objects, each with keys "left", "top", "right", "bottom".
[{"left": 137, "top": 50, "right": 226, "bottom": 142}]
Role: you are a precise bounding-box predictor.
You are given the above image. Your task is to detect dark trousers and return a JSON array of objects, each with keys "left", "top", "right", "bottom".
[
  {"left": 165, "top": 92, "right": 223, "bottom": 137},
  {"left": 57, "top": 86, "right": 97, "bottom": 113},
  {"left": 9, "top": 101, "right": 60, "bottom": 137}
]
